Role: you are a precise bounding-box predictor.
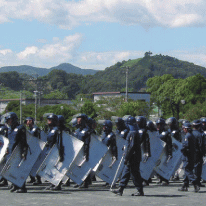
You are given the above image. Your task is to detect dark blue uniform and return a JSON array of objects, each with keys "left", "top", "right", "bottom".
[
  {"left": 74, "top": 127, "right": 91, "bottom": 161},
  {"left": 102, "top": 131, "right": 117, "bottom": 158},
  {"left": 158, "top": 130, "right": 173, "bottom": 157},
  {"left": 116, "top": 128, "right": 129, "bottom": 140},
  {"left": 193, "top": 129, "right": 205, "bottom": 185},
  {"left": 119, "top": 130, "right": 143, "bottom": 193},
  {"left": 29, "top": 125, "right": 41, "bottom": 139},
  {"left": 46, "top": 126, "right": 59, "bottom": 149},
  {"left": 181, "top": 131, "right": 196, "bottom": 186}
]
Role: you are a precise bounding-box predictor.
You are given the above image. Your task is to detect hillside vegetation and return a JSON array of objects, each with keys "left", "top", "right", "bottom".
[{"left": 0, "top": 53, "right": 206, "bottom": 99}]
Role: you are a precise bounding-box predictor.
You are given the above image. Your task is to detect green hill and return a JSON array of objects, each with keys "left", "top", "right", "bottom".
[
  {"left": 82, "top": 54, "right": 206, "bottom": 93},
  {"left": 1, "top": 53, "right": 206, "bottom": 99},
  {"left": 0, "top": 63, "right": 97, "bottom": 76}
]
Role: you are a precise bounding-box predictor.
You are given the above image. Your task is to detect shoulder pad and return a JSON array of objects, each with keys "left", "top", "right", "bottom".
[{"left": 161, "top": 131, "right": 168, "bottom": 136}]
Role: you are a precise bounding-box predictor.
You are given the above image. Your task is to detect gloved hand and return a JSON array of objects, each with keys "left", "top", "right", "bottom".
[
  {"left": 143, "top": 153, "right": 149, "bottom": 162},
  {"left": 166, "top": 155, "right": 172, "bottom": 163}
]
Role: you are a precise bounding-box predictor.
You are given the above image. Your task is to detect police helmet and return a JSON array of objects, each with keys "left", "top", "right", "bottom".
[
  {"left": 192, "top": 119, "right": 201, "bottom": 126},
  {"left": 5, "top": 112, "right": 18, "bottom": 122},
  {"left": 155, "top": 118, "right": 165, "bottom": 130},
  {"left": 182, "top": 122, "right": 191, "bottom": 129},
  {"left": 47, "top": 113, "right": 58, "bottom": 126},
  {"left": 181, "top": 119, "right": 190, "bottom": 125},
  {"left": 75, "top": 113, "right": 88, "bottom": 121},
  {"left": 135, "top": 116, "right": 147, "bottom": 128},
  {"left": 25, "top": 117, "right": 34, "bottom": 123},
  {"left": 147, "top": 120, "right": 156, "bottom": 131},
  {"left": 103, "top": 120, "right": 113, "bottom": 132},
  {"left": 57, "top": 115, "right": 65, "bottom": 124},
  {"left": 201, "top": 117, "right": 206, "bottom": 123},
  {"left": 167, "top": 117, "right": 177, "bottom": 125},
  {"left": 115, "top": 117, "right": 125, "bottom": 129},
  {"left": 125, "top": 116, "right": 139, "bottom": 131}
]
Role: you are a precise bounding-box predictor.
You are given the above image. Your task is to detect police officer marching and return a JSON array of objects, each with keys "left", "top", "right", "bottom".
[
  {"left": 192, "top": 119, "right": 205, "bottom": 187},
  {"left": 73, "top": 113, "right": 91, "bottom": 188},
  {"left": 112, "top": 116, "right": 144, "bottom": 196},
  {"left": 25, "top": 117, "right": 42, "bottom": 185},
  {"left": 155, "top": 118, "right": 173, "bottom": 186},
  {"left": 4, "top": 112, "right": 28, "bottom": 193},
  {"left": 178, "top": 122, "right": 200, "bottom": 192},
  {"left": 44, "top": 114, "right": 62, "bottom": 190}
]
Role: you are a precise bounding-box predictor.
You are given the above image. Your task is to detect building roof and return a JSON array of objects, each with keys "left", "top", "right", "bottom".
[{"left": 93, "top": 92, "right": 121, "bottom": 95}]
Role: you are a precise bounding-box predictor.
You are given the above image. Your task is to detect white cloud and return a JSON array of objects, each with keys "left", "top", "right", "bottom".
[
  {"left": 0, "top": 49, "right": 12, "bottom": 55},
  {"left": 0, "top": 0, "right": 206, "bottom": 28},
  {"left": 0, "top": 33, "right": 83, "bottom": 68},
  {"left": 78, "top": 50, "right": 144, "bottom": 69},
  {"left": 17, "top": 46, "right": 39, "bottom": 60},
  {"left": 1, "top": 38, "right": 206, "bottom": 70},
  {"left": 167, "top": 48, "right": 206, "bottom": 68}
]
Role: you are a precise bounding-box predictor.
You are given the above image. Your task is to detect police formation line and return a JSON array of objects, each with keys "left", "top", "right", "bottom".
[{"left": 0, "top": 112, "right": 205, "bottom": 196}]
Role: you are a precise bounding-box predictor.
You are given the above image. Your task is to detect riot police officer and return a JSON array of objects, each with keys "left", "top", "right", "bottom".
[
  {"left": 178, "top": 122, "right": 200, "bottom": 192},
  {"left": 112, "top": 116, "right": 144, "bottom": 196},
  {"left": 73, "top": 113, "right": 91, "bottom": 188},
  {"left": 115, "top": 117, "right": 129, "bottom": 140},
  {"left": 44, "top": 114, "right": 61, "bottom": 190},
  {"left": 25, "top": 117, "right": 42, "bottom": 185},
  {"left": 135, "top": 116, "right": 151, "bottom": 163},
  {"left": 192, "top": 119, "right": 205, "bottom": 187},
  {"left": 155, "top": 118, "right": 172, "bottom": 185},
  {"left": 4, "top": 112, "right": 28, "bottom": 193},
  {"left": 167, "top": 117, "right": 180, "bottom": 142},
  {"left": 102, "top": 120, "right": 118, "bottom": 160},
  {"left": 167, "top": 117, "right": 181, "bottom": 181},
  {"left": 136, "top": 116, "right": 151, "bottom": 185},
  {"left": 146, "top": 120, "right": 157, "bottom": 132}
]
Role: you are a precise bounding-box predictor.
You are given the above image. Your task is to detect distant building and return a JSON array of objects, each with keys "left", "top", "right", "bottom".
[
  {"left": 0, "top": 98, "right": 73, "bottom": 114},
  {"left": 93, "top": 92, "right": 150, "bottom": 103}
]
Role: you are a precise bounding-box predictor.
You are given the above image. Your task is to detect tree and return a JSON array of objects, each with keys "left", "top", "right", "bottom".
[
  {"left": 116, "top": 101, "right": 150, "bottom": 117},
  {"left": 80, "top": 101, "right": 97, "bottom": 117},
  {"left": 147, "top": 74, "right": 206, "bottom": 119}
]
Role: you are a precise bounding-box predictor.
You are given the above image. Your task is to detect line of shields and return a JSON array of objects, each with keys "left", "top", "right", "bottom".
[{"left": 0, "top": 130, "right": 206, "bottom": 189}]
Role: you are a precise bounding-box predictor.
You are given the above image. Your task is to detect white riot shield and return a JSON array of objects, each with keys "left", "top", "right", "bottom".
[
  {"left": 65, "top": 134, "right": 108, "bottom": 186},
  {"left": 30, "top": 131, "right": 48, "bottom": 177},
  {"left": 0, "top": 135, "right": 9, "bottom": 162},
  {"left": 153, "top": 137, "right": 182, "bottom": 180},
  {"left": 0, "top": 135, "right": 9, "bottom": 179},
  {"left": 201, "top": 156, "right": 206, "bottom": 181},
  {"left": 1, "top": 131, "right": 46, "bottom": 187},
  {"left": 37, "top": 132, "right": 84, "bottom": 186},
  {"left": 95, "top": 135, "right": 126, "bottom": 185},
  {"left": 140, "top": 131, "right": 166, "bottom": 180},
  {"left": 40, "top": 130, "right": 48, "bottom": 142}
]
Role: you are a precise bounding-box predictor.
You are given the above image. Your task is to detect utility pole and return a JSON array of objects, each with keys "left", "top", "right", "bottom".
[
  {"left": 125, "top": 67, "right": 129, "bottom": 102},
  {"left": 32, "top": 74, "right": 39, "bottom": 124},
  {"left": 20, "top": 91, "right": 22, "bottom": 124}
]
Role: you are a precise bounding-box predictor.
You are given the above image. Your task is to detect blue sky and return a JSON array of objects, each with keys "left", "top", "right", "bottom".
[{"left": 0, "top": 0, "right": 206, "bottom": 70}]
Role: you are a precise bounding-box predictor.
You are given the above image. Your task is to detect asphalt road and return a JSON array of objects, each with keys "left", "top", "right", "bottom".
[{"left": 0, "top": 178, "right": 206, "bottom": 206}]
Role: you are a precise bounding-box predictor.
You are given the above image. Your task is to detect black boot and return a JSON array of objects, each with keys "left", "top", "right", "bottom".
[
  {"left": 51, "top": 184, "right": 62, "bottom": 191},
  {"left": 33, "top": 175, "right": 42, "bottom": 185},
  {"left": 27, "top": 176, "right": 35, "bottom": 183},
  {"left": 178, "top": 184, "right": 188, "bottom": 192},
  {"left": 10, "top": 185, "right": 18, "bottom": 193},
  {"left": 194, "top": 184, "right": 200, "bottom": 193},
  {"left": 131, "top": 190, "right": 144, "bottom": 196},
  {"left": 0, "top": 178, "right": 8, "bottom": 187},
  {"left": 111, "top": 187, "right": 124, "bottom": 196}
]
